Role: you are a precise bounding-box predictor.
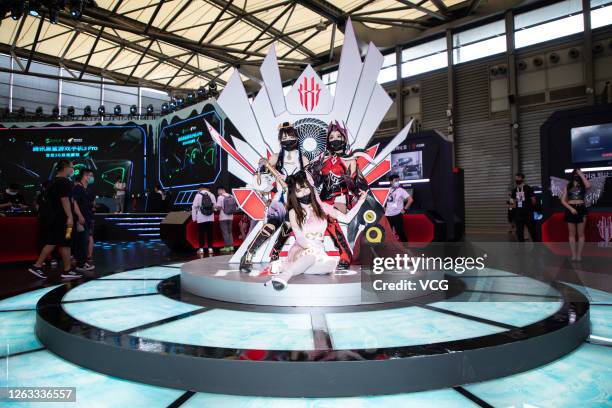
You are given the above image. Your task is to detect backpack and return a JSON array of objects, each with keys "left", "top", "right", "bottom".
[
  {"left": 222, "top": 194, "right": 239, "bottom": 214},
  {"left": 198, "top": 192, "right": 214, "bottom": 216}
]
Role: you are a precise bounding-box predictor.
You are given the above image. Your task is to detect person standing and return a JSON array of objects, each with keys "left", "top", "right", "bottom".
[
  {"left": 113, "top": 176, "right": 126, "bottom": 213},
  {"left": 192, "top": 185, "right": 216, "bottom": 255},
  {"left": 28, "top": 160, "right": 82, "bottom": 280},
  {"left": 384, "top": 174, "right": 413, "bottom": 242},
  {"left": 72, "top": 169, "right": 95, "bottom": 272},
  {"left": 511, "top": 172, "right": 537, "bottom": 242},
  {"left": 216, "top": 186, "right": 235, "bottom": 253},
  {"left": 561, "top": 168, "right": 591, "bottom": 261},
  {"left": 0, "top": 184, "right": 28, "bottom": 211}
]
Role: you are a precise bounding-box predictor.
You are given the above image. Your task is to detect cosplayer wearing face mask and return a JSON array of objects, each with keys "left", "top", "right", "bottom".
[
  {"left": 240, "top": 122, "right": 311, "bottom": 273},
  {"left": 313, "top": 121, "right": 369, "bottom": 268},
  {"left": 264, "top": 171, "right": 367, "bottom": 291}
]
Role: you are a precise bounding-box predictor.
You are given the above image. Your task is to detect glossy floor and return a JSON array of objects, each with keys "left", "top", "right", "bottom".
[{"left": 1, "top": 262, "right": 610, "bottom": 407}]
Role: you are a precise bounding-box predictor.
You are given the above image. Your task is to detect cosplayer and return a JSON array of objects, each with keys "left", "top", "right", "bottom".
[
  {"left": 264, "top": 171, "right": 367, "bottom": 291},
  {"left": 239, "top": 122, "right": 310, "bottom": 272},
  {"left": 314, "top": 121, "right": 369, "bottom": 268}
]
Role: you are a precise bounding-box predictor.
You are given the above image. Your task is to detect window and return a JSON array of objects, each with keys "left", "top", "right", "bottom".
[
  {"left": 514, "top": 0, "right": 584, "bottom": 48},
  {"left": 377, "top": 53, "right": 397, "bottom": 84},
  {"left": 401, "top": 37, "right": 447, "bottom": 78},
  {"left": 591, "top": 0, "right": 612, "bottom": 28},
  {"left": 322, "top": 70, "right": 337, "bottom": 95},
  {"left": 453, "top": 20, "right": 507, "bottom": 64}
]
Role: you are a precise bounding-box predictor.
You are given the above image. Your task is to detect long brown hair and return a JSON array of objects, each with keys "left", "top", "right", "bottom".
[{"left": 286, "top": 171, "right": 325, "bottom": 228}]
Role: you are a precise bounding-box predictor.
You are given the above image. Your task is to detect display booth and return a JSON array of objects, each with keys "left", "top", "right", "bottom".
[
  {"left": 540, "top": 104, "right": 612, "bottom": 250},
  {"left": 377, "top": 129, "right": 464, "bottom": 242}
]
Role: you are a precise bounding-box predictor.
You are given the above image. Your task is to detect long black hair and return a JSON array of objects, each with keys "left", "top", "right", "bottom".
[
  {"left": 276, "top": 122, "right": 304, "bottom": 172},
  {"left": 286, "top": 171, "right": 325, "bottom": 228},
  {"left": 567, "top": 168, "right": 586, "bottom": 194}
]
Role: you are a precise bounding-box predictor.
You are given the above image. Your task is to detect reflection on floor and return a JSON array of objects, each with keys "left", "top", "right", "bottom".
[{"left": 1, "top": 263, "right": 610, "bottom": 407}]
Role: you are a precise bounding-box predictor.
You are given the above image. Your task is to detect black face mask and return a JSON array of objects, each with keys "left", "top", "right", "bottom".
[
  {"left": 281, "top": 139, "right": 298, "bottom": 150},
  {"left": 329, "top": 139, "right": 346, "bottom": 152},
  {"left": 297, "top": 195, "right": 312, "bottom": 205},
  {"left": 515, "top": 180, "right": 522, "bottom": 185}
]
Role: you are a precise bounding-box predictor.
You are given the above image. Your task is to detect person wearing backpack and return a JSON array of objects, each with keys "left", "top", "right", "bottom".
[
  {"left": 192, "top": 185, "right": 216, "bottom": 255},
  {"left": 216, "top": 186, "right": 236, "bottom": 253}
]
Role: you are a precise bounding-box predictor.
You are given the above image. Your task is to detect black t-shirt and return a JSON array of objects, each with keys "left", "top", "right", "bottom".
[
  {"left": 73, "top": 184, "right": 94, "bottom": 226},
  {"left": 46, "top": 177, "right": 73, "bottom": 220},
  {"left": 511, "top": 184, "right": 534, "bottom": 212}
]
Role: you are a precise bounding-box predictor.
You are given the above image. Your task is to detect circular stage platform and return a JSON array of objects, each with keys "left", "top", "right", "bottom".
[
  {"left": 35, "top": 260, "right": 590, "bottom": 397},
  {"left": 180, "top": 255, "right": 446, "bottom": 306}
]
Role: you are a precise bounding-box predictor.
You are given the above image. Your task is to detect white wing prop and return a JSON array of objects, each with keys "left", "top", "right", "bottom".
[
  {"left": 550, "top": 175, "right": 608, "bottom": 207},
  {"left": 550, "top": 176, "right": 569, "bottom": 199},
  {"left": 585, "top": 176, "right": 607, "bottom": 207}
]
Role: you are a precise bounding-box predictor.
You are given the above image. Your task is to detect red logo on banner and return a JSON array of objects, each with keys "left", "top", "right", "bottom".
[
  {"left": 298, "top": 76, "right": 321, "bottom": 111},
  {"left": 598, "top": 216, "right": 612, "bottom": 243}
]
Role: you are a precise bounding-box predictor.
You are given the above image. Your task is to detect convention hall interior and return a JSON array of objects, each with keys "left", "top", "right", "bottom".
[{"left": 0, "top": 0, "right": 611, "bottom": 407}]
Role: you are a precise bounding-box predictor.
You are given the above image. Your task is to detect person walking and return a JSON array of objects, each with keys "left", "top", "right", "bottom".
[{"left": 192, "top": 185, "right": 216, "bottom": 255}]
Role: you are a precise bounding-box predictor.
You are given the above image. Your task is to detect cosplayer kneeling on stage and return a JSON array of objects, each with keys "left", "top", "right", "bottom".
[
  {"left": 264, "top": 171, "right": 367, "bottom": 291},
  {"left": 240, "top": 122, "right": 310, "bottom": 272}
]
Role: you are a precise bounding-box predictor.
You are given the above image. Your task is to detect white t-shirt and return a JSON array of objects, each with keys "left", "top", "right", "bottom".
[
  {"left": 385, "top": 187, "right": 410, "bottom": 217},
  {"left": 192, "top": 190, "right": 216, "bottom": 223},
  {"left": 216, "top": 194, "right": 234, "bottom": 221}
]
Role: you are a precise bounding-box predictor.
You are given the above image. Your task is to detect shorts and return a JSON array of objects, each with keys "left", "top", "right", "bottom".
[
  {"left": 40, "top": 216, "right": 71, "bottom": 247},
  {"left": 564, "top": 204, "right": 587, "bottom": 224}
]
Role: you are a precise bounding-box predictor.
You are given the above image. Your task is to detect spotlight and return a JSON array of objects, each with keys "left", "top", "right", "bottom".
[
  {"left": 186, "top": 92, "right": 195, "bottom": 104},
  {"left": 28, "top": 0, "right": 41, "bottom": 17},
  {"left": 11, "top": 3, "right": 24, "bottom": 20},
  {"left": 67, "top": 106, "right": 75, "bottom": 117},
  {"left": 98, "top": 105, "right": 105, "bottom": 116},
  {"left": 161, "top": 103, "right": 169, "bottom": 114},
  {"left": 197, "top": 86, "right": 208, "bottom": 100},
  {"left": 35, "top": 106, "right": 44, "bottom": 117},
  {"left": 69, "top": 0, "right": 83, "bottom": 18},
  {"left": 208, "top": 81, "right": 218, "bottom": 97},
  {"left": 130, "top": 105, "right": 138, "bottom": 115},
  {"left": 17, "top": 107, "right": 26, "bottom": 118},
  {"left": 176, "top": 96, "right": 185, "bottom": 107},
  {"left": 49, "top": 8, "right": 58, "bottom": 24},
  {"left": 490, "top": 66, "right": 499, "bottom": 76},
  {"left": 113, "top": 105, "right": 121, "bottom": 115},
  {"left": 517, "top": 60, "right": 527, "bottom": 71},
  {"left": 52, "top": 106, "right": 59, "bottom": 117},
  {"left": 498, "top": 65, "right": 507, "bottom": 75},
  {"left": 169, "top": 99, "right": 176, "bottom": 111},
  {"left": 410, "top": 85, "right": 419, "bottom": 94},
  {"left": 146, "top": 104, "right": 154, "bottom": 115},
  {"left": 84, "top": 105, "right": 92, "bottom": 116}
]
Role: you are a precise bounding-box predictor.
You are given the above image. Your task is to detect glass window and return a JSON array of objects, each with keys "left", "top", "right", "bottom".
[
  {"left": 591, "top": 1, "right": 612, "bottom": 28},
  {"left": 401, "top": 37, "right": 447, "bottom": 78},
  {"left": 514, "top": 0, "right": 584, "bottom": 49},
  {"left": 515, "top": 0, "right": 582, "bottom": 29},
  {"left": 515, "top": 14, "right": 584, "bottom": 48},
  {"left": 322, "top": 70, "right": 338, "bottom": 94},
  {"left": 377, "top": 53, "right": 397, "bottom": 84},
  {"left": 453, "top": 20, "right": 506, "bottom": 64}
]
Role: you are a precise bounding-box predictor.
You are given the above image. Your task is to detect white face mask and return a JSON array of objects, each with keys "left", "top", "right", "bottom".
[
  {"left": 6, "top": 189, "right": 17, "bottom": 195},
  {"left": 392, "top": 181, "right": 400, "bottom": 188}
]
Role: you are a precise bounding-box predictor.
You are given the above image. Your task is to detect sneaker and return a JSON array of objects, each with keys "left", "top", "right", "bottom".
[
  {"left": 266, "top": 277, "right": 287, "bottom": 291},
  {"left": 75, "top": 263, "right": 95, "bottom": 272},
  {"left": 197, "top": 248, "right": 204, "bottom": 255},
  {"left": 61, "top": 270, "right": 83, "bottom": 279},
  {"left": 208, "top": 248, "right": 214, "bottom": 255},
  {"left": 28, "top": 265, "right": 47, "bottom": 279}
]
